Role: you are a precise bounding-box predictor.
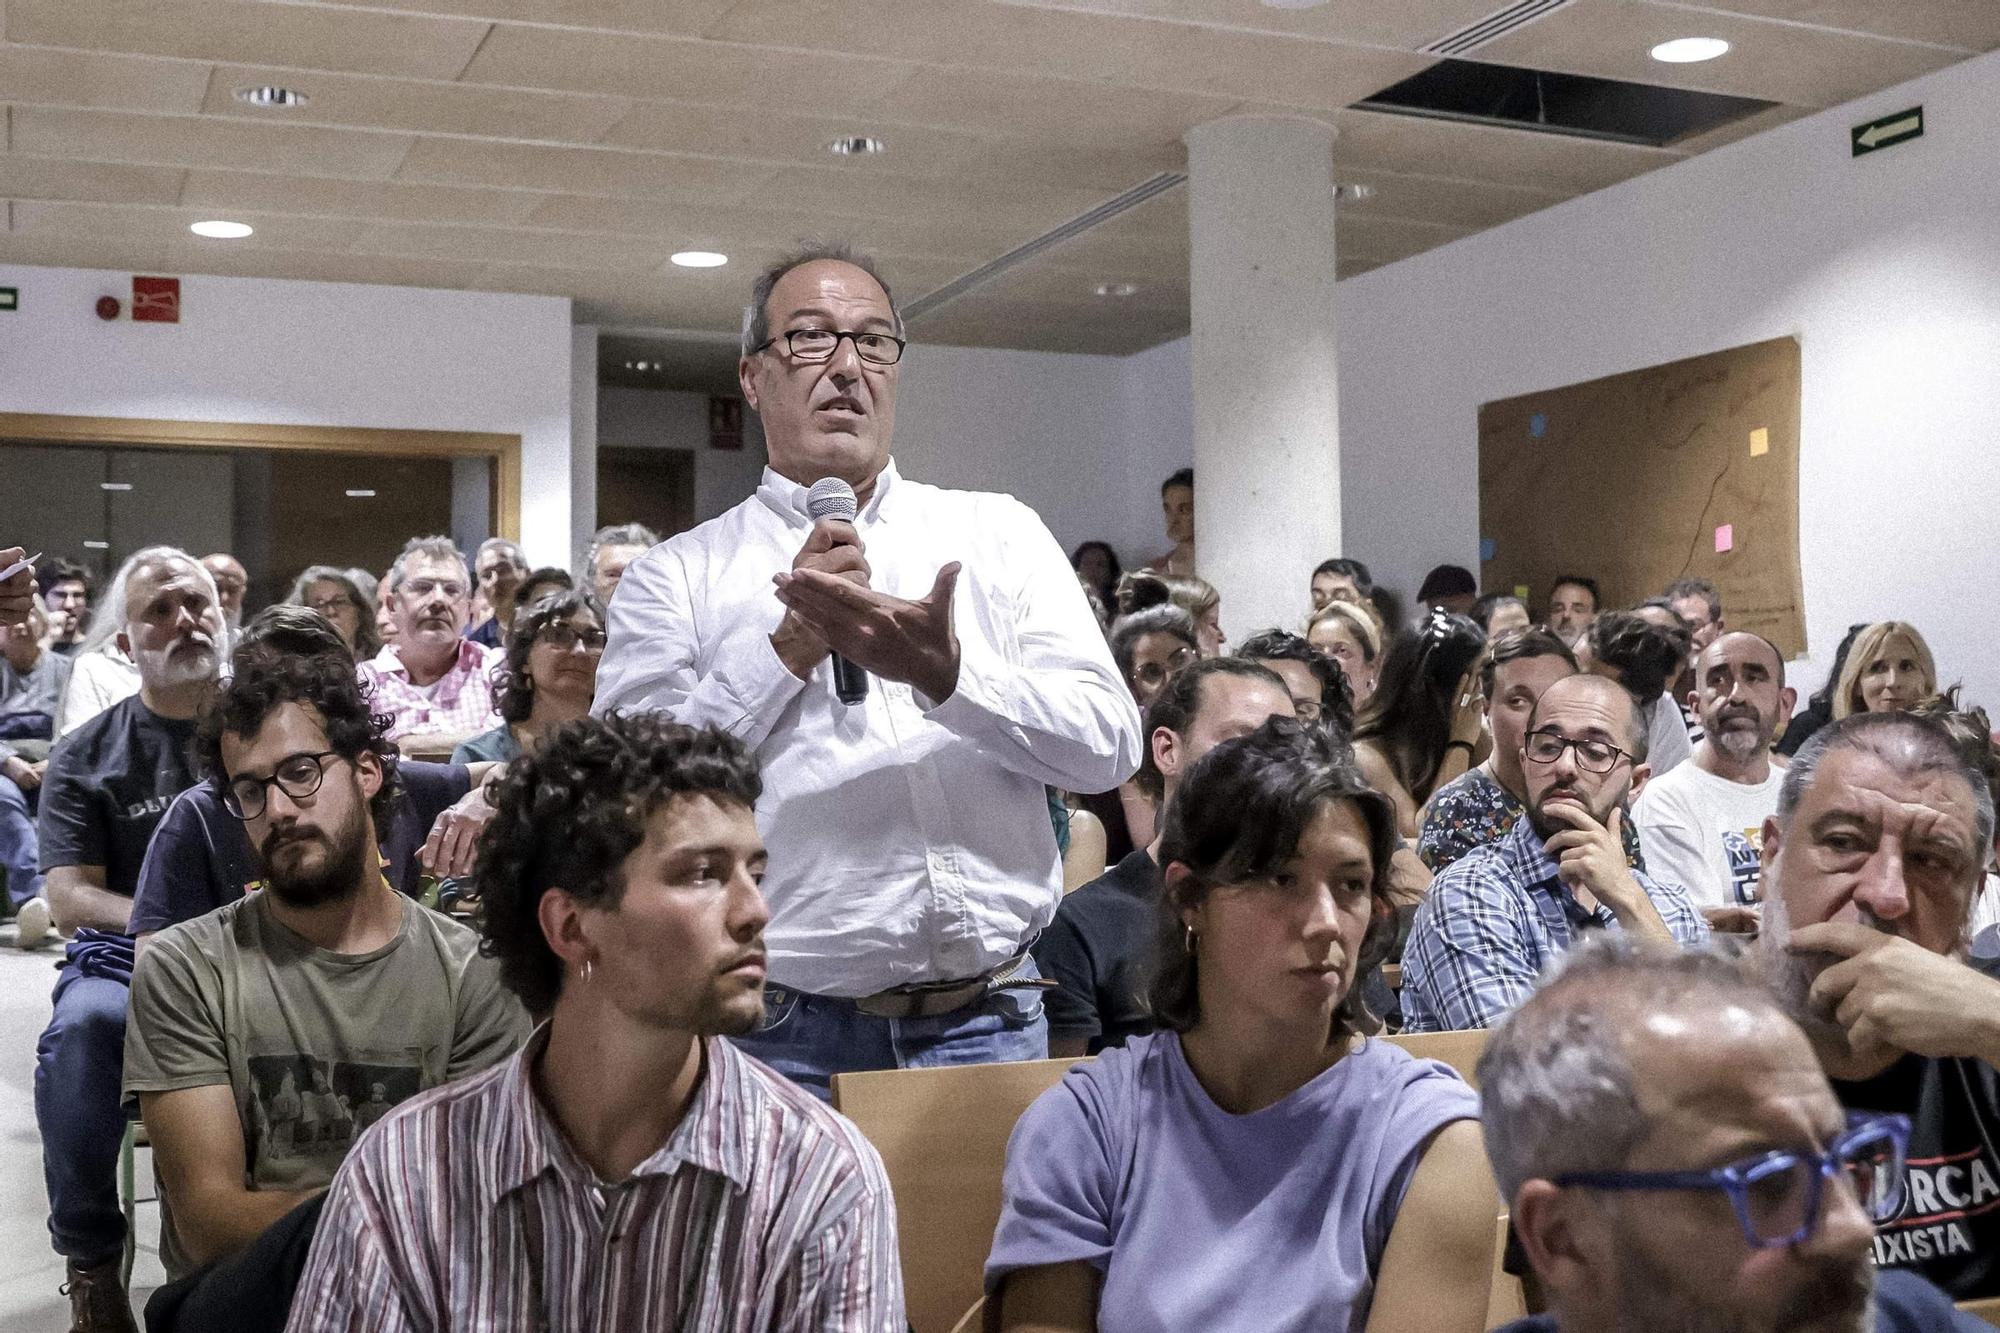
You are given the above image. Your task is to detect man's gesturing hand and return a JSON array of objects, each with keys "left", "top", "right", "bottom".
[
  {"left": 1794, "top": 921, "right": 2000, "bottom": 1064},
  {"left": 1543, "top": 804, "right": 1671, "bottom": 939},
  {"left": 773, "top": 562, "right": 962, "bottom": 705},
  {"left": 771, "top": 520, "right": 871, "bottom": 680}
]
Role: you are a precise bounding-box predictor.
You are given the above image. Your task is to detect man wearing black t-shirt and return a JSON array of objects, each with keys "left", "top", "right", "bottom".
[
  {"left": 1760, "top": 711, "right": 2000, "bottom": 1300},
  {"left": 1036, "top": 658, "right": 1293, "bottom": 1056},
  {"left": 35, "top": 547, "right": 223, "bottom": 1331}
]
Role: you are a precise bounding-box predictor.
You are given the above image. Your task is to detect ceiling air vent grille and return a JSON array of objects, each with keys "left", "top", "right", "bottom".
[{"left": 1422, "top": 0, "right": 1573, "bottom": 56}]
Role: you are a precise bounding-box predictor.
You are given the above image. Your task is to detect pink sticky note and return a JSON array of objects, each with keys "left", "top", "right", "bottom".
[{"left": 1714, "top": 524, "right": 1734, "bottom": 553}]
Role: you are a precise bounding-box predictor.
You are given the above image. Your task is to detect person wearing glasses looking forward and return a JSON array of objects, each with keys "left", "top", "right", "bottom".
[
  {"left": 593, "top": 243, "right": 1138, "bottom": 1097},
  {"left": 1402, "top": 673, "right": 1708, "bottom": 1032},
  {"left": 356, "top": 536, "right": 501, "bottom": 751},
  {"left": 1481, "top": 933, "right": 1984, "bottom": 1333},
  {"left": 452, "top": 589, "right": 606, "bottom": 766}
]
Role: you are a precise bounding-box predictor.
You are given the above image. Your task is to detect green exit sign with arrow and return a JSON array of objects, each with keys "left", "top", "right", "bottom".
[{"left": 1853, "top": 106, "right": 1923, "bottom": 157}]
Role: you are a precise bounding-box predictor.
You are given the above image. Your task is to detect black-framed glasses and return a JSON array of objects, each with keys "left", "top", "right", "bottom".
[
  {"left": 1523, "top": 728, "right": 1633, "bottom": 775},
  {"left": 751, "top": 328, "right": 906, "bottom": 366},
  {"left": 1556, "top": 1112, "right": 1910, "bottom": 1250},
  {"left": 224, "top": 750, "right": 344, "bottom": 820},
  {"left": 538, "top": 622, "right": 606, "bottom": 654},
  {"left": 1132, "top": 645, "right": 1199, "bottom": 690}
]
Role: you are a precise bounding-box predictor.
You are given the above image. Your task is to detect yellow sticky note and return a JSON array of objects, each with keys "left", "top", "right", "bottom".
[
  {"left": 1514, "top": 585, "right": 1531, "bottom": 601},
  {"left": 1750, "top": 427, "right": 1770, "bottom": 457}
]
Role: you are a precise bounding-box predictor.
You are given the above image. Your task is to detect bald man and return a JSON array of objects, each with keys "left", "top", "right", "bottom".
[{"left": 1402, "top": 673, "right": 1708, "bottom": 1032}]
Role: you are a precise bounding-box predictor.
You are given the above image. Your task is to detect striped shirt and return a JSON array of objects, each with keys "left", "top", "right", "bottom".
[{"left": 286, "top": 1028, "right": 904, "bottom": 1332}]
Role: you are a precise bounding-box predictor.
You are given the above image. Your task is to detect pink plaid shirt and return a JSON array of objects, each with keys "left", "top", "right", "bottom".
[{"left": 357, "top": 639, "right": 501, "bottom": 741}]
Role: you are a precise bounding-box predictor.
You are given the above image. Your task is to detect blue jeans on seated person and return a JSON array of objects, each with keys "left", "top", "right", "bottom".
[
  {"left": 730, "top": 957, "right": 1051, "bottom": 1102},
  {"left": 0, "top": 773, "right": 41, "bottom": 907},
  {"left": 35, "top": 932, "right": 135, "bottom": 1266}
]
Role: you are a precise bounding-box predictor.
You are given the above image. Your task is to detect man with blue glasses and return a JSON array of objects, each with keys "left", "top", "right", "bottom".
[{"left": 1481, "top": 935, "right": 1982, "bottom": 1332}]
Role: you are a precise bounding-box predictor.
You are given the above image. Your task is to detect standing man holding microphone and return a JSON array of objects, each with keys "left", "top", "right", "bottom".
[{"left": 594, "top": 244, "right": 1141, "bottom": 1097}]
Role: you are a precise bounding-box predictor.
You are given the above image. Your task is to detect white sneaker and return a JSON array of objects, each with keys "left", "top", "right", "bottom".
[{"left": 15, "top": 896, "right": 51, "bottom": 950}]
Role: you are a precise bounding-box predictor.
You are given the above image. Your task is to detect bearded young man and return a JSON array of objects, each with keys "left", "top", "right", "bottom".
[{"left": 124, "top": 650, "right": 526, "bottom": 1333}]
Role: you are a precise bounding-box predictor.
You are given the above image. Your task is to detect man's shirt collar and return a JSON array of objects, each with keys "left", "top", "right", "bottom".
[{"left": 755, "top": 458, "right": 899, "bottom": 528}]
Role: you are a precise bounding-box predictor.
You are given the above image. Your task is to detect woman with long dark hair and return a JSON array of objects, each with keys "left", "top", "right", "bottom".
[
  {"left": 1353, "top": 609, "right": 1488, "bottom": 837},
  {"left": 451, "top": 590, "right": 605, "bottom": 764}
]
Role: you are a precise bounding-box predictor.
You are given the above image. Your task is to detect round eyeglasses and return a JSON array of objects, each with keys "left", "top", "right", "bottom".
[
  {"left": 752, "top": 328, "right": 906, "bottom": 366},
  {"left": 538, "top": 622, "right": 606, "bottom": 653},
  {"left": 224, "top": 750, "right": 344, "bottom": 821},
  {"left": 1523, "top": 729, "right": 1633, "bottom": 775},
  {"left": 1131, "top": 645, "right": 1199, "bottom": 692}
]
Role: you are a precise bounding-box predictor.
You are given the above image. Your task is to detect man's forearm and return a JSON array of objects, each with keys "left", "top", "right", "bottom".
[
  {"left": 1606, "top": 881, "right": 1674, "bottom": 942},
  {"left": 48, "top": 873, "right": 136, "bottom": 935},
  {"left": 180, "top": 1185, "right": 324, "bottom": 1268}
]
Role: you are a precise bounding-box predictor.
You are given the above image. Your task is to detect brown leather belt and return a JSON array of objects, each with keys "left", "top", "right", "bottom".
[{"left": 850, "top": 948, "right": 1056, "bottom": 1020}]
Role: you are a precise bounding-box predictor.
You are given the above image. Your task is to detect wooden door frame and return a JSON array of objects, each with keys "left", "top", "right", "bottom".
[{"left": 0, "top": 412, "right": 522, "bottom": 540}]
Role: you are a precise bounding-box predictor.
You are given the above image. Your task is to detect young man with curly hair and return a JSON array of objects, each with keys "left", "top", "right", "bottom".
[{"left": 289, "top": 712, "right": 905, "bottom": 1331}]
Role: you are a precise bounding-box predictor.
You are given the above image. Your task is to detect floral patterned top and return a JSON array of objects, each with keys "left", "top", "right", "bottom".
[{"left": 1416, "top": 766, "right": 1646, "bottom": 873}]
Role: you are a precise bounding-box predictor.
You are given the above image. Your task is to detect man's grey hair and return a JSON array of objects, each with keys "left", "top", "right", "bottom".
[
  {"left": 739, "top": 241, "right": 905, "bottom": 357},
  {"left": 1476, "top": 935, "right": 1778, "bottom": 1201},
  {"left": 474, "top": 537, "right": 526, "bottom": 572},
  {"left": 79, "top": 545, "right": 216, "bottom": 655},
  {"left": 1778, "top": 711, "right": 1995, "bottom": 853},
  {"left": 1663, "top": 576, "right": 1723, "bottom": 624},
  {"left": 387, "top": 535, "right": 469, "bottom": 593},
  {"left": 583, "top": 523, "right": 659, "bottom": 574}
]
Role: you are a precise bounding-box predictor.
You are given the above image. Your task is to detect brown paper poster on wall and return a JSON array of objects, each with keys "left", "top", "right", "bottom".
[{"left": 1478, "top": 336, "right": 1806, "bottom": 658}]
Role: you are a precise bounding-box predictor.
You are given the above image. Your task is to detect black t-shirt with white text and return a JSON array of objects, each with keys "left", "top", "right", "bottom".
[
  {"left": 38, "top": 694, "right": 199, "bottom": 899},
  {"left": 1834, "top": 1051, "right": 2000, "bottom": 1300}
]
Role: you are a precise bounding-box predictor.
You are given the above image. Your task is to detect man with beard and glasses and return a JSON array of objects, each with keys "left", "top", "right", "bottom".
[
  {"left": 288, "top": 714, "right": 904, "bottom": 1331},
  {"left": 357, "top": 535, "right": 500, "bottom": 748},
  {"left": 1758, "top": 710, "right": 2000, "bottom": 1300},
  {"left": 1401, "top": 673, "right": 1707, "bottom": 1033},
  {"left": 125, "top": 650, "right": 526, "bottom": 1333},
  {"left": 1482, "top": 933, "right": 1984, "bottom": 1333},
  {"left": 34, "top": 546, "right": 224, "bottom": 1332},
  {"left": 1636, "top": 632, "right": 1795, "bottom": 932}
]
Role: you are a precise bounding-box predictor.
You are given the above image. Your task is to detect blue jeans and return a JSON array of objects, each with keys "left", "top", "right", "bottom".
[
  {"left": 731, "top": 958, "right": 1051, "bottom": 1102},
  {"left": 35, "top": 961, "right": 131, "bottom": 1265},
  {"left": 0, "top": 774, "right": 41, "bottom": 907}
]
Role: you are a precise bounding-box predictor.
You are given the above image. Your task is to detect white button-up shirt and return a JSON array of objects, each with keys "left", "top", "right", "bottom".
[{"left": 594, "top": 460, "right": 1142, "bottom": 996}]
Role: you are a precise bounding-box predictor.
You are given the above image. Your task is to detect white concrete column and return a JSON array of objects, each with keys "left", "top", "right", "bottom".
[{"left": 1184, "top": 115, "right": 1341, "bottom": 642}]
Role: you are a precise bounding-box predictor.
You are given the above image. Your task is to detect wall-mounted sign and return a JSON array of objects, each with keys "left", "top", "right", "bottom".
[
  {"left": 709, "top": 396, "right": 745, "bottom": 451},
  {"left": 1852, "top": 106, "right": 1922, "bottom": 158},
  {"left": 133, "top": 275, "right": 181, "bottom": 323},
  {"left": 0, "top": 287, "right": 17, "bottom": 312}
]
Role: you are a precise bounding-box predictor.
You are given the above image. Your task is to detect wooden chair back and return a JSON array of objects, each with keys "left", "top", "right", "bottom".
[
  {"left": 1962, "top": 1297, "right": 2000, "bottom": 1328},
  {"left": 1384, "top": 1027, "right": 1490, "bottom": 1087}
]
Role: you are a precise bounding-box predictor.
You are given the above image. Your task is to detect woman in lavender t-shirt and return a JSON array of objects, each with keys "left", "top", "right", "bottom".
[{"left": 986, "top": 720, "right": 1497, "bottom": 1332}]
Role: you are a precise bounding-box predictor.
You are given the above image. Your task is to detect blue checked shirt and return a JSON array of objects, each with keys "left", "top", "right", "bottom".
[{"left": 1401, "top": 814, "right": 1709, "bottom": 1033}]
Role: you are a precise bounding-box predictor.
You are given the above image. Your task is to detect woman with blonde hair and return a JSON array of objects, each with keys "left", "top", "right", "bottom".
[
  {"left": 1831, "top": 620, "right": 1936, "bottom": 719},
  {"left": 1117, "top": 570, "right": 1225, "bottom": 657},
  {"left": 1306, "top": 598, "right": 1385, "bottom": 707}
]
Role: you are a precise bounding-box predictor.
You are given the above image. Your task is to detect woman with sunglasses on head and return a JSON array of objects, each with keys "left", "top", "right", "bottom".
[
  {"left": 1354, "top": 609, "right": 1489, "bottom": 839},
  {"left": 451, "top": 590, "right": 605, "bottom": 765},
  {"left": 987, "top": 720, "right": 1494, "bottom": 1332},
  {"left": 1087, "top": 605, "right": 1202, "bottom": 861}
]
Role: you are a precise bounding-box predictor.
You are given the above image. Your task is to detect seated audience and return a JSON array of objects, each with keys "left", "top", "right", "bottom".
[
  {"left": 1914, "top": 692, "right": 2000, "bottom": 959},
  {"left": 202, "top": 552, "right": 249, "bottom": 640},
  {"left": 289, "top": 714, "right": 904, "bottom": 1330},
  {"left": 1831, "top": 619, "right": 1937, "bottom": 719},
  {"left": 284, "top": 566, "right": 379, "bottom": 665},
  {"left": 126, "top": 650, "right": 527, "bottom": 1332},
  {"left": 467, "top": 536, "right": 528, "bottom": 649},
  {"left": 1482, "top": 934, "right": 1980, "bottom": 1333},
  {"left": 54, "top": 551, "right": 160, "bottom": 738},
  {"left": 1306, "top": 596, "right": 1383, "bottom": 708},
  {"left": 583, "top": 521, "right": 659, "bottom": 605},
  {"left": 1353, "top": 608, "right": 1487, "bottom": 837},
  {"left": 511, "top": 565, "right": 575, "bottom": 625},
  {"left": 1070, "top": 539, "right": 1121, "bottom": 611},
  {"left": 1633, "top": 632, "right": 1793, "bottom": 925},
  {"left": 1146, "top": 466, "right": 1195, "bottom": 577},
  {"left": 1416, "top": 562, "right": 1478, "bottom": 616},
  {"left": 1095, "top": 604, "right": 1200, "bottom": 860},
  {"left": 357, "top": 536, "right": 501, "bottom": 746},
  {"left": 3, "top": 594, "right": 70, "bottom": 943},
  {"left": 990, "top": 721, "right": 1494, "bottom": 1330},
  {"left": 1777, "top": 621, "right": 1865, "bottom": 756},
  {"left": 1308, "top": 555, "right": 1372, "bottom": 613},
  {"left": 35, "top": 546, "right": 223, "bottom": 1330},
  {"left": 1662, "top": 575, "right": 1723, "bottom": 655},
  {"left": 128, "top": 607, "right": 495, "bottom": 944},
  {"left": 1238, "top": 627, "right": 1355, "bottom": 735},
  {"left": 1402, "top": 673, "right": 1707, "bottom": 1033},
  {"left": 1633, "top": 595, "right": 1701, "bottom": 735},
  {"left": 3, "top": 592, "right": 71, "bottom": 740},
  {"left": 372, "top": 566, "right": 399, "bottom": 648},
  {"left": 1474, "top": 592, "right": 1532, "bottom": 638},
  {"left": 453, "top": 589, "right": 605, "bottom": 764},
  {"left": 42, "top": 558, "right": 94, "bottom": 655},
  {"left": 1761, "top": 710, "right": 2000, "bottom": 1299},
  {"left": 1545, "top": 574, "right": 1599, "bottom": 649},
  {"left": 1036, "top": 659, "right": 1294, "bottom": 1057},
  {"left": 1581, "top": 610, "right": 1694, "bottom": 777},
  {"left": 1118, "top": 569, "right": 1224, "bottom": 656},
  {"left": 1365, "top": 583, "right": 1408, "bottom": 650}
]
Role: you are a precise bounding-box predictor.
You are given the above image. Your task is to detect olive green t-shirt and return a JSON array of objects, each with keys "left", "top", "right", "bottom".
[{"left": 124, "top": 889, "right": 528, "bottom": 1274}]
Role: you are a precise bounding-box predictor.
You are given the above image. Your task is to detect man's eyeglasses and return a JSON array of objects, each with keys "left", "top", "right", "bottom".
[
  {"left": 401, "top": 578, "right": 467, "bottom": 602},
  {"left": 752, "top": 328, "right": 907, "bottom": 367},
  {"left": 1523, "top": 728, "right": 1633, "bottom": 775},
  {"left": 1556, "top": 1112, "right": 1910, "bottom": 1250},
  {"left": 538, "top": 623, "right": 606, "bottom": 654},
  {"left": 306, "top": 595, "right": 353, "bottom": 615},
  {"left": 224, "top": 751, "right": 345, "bottom": 821},
  {"left": 1131, "top": 645, "right": 1199, "bottom": 691}
]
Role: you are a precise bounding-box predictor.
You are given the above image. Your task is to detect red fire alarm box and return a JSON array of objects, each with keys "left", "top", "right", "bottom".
[{"left": 132, "top": 276, "right": 181, "bottom": 323}]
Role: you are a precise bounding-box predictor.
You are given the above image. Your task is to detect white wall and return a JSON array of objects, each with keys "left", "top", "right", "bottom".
[
  {"left": 0, "top": 266, "right": 576, "bottom": 567},
  {"left": 596, "top": 385, "right": 768, "bottom": 526}
]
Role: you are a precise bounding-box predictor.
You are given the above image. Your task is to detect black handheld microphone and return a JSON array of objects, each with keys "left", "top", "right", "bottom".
[{"left": 805, "top": 477, "right": 869, "bottom": 706}]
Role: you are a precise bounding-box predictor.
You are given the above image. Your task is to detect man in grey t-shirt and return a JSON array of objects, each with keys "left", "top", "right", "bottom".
[{"left": 124, "top": 649, "right": 525, "bottom": 1332}]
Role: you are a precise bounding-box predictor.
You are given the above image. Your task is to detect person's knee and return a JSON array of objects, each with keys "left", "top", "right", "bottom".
[
  {"left": 0, "top": 773, "right": 28, "bottom": 816},
  {"left": 46, "top": 981, "right": 129, "bottom": 1060}
]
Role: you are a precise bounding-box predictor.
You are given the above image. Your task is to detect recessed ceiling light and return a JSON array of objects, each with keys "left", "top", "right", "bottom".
[
  {"left": 345, "top": 489, "right": 377, "bottom": 498},
  {"left": 190, "top": 219, "right": 254, "bottom": 239},
  {"left": 1095, "top": 282, "right": 1139, "bottom": 298},
  {"left": 670, "top": 251, "right": 728, "bottom": 268},
  {"left": 829, "top": 135, "right": 887, "bottom": 156},
  {"left": 233, "top": 85, "right": 310, "bottom": 108},
  {"left": 1335, "top": 182, "right": 1375, "bottom": 202},
  {"left": 83, "top": 541, "right": 110, "bottom": 550},
  {"left": 99, "top": 482, "right": 134, "bottom": 492},
  {"left": 1650, "top": 37, "right": 1730, "bottom": 63}
]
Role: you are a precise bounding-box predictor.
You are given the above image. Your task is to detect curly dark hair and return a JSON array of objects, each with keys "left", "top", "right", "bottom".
[
  {"left": 474, "top": 713, "right": 762, "bottom": 1015},
  {"left": 1148, "top": 718, "right": 1399, "bottom": 1041},
  {"left": 194, "top": 650, "right": 398, "bottom": 826},
  {"left": 1237, "top": 627, "right": 1357, "bottom": 738},
  {"left": 494, "top": 589, "right": 606, "bottom": 724},
  {"left": 1587, "top": 610, "right": 1690, "bottom": 705}
]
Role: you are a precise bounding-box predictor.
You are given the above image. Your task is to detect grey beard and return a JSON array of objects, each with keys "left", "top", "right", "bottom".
[{"left": 1712, "top": 724, "right": 1766, "bottom": 762}]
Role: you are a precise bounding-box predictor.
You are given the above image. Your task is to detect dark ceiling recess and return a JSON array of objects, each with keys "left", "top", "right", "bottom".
[{"left": 1355, "top": 59, "right": 1778, "bottom": 148}]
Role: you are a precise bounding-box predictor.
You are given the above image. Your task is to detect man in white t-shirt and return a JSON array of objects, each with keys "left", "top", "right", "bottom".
[{"left": 1634, "top": 632, "right": 1794, "bottom": 929}]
